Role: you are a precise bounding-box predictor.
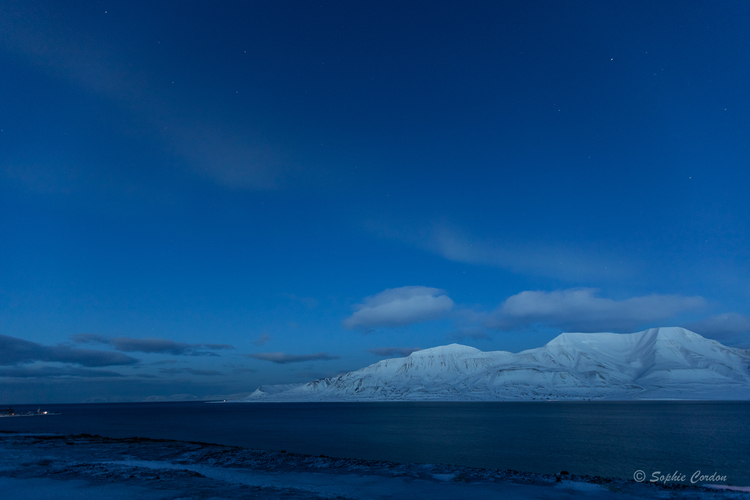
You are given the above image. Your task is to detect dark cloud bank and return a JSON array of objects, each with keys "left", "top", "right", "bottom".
[
  {"left": 71, "top": 334, "right": 234, "bottom": 356},
  {"left": 0, "top": 334, "right": 138, "bottom": 367},
  {"left": 245, "top": 352, "right": 340, "bottom": 364}
]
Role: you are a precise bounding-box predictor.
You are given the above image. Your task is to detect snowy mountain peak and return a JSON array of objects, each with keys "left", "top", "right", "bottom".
[
  {"left": 545, "top": 327, "right": 709, "bottom": 351},
  {"left": 408, "top": 343, "right": 482, "bottom": 358},
  {"left": 237, "top": 328, "right": 750, "bottom": 402}
]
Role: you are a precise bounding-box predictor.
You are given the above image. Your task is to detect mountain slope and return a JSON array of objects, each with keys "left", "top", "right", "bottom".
[{"left": 238, "top": 328, "right": 750, "bottom": 401}]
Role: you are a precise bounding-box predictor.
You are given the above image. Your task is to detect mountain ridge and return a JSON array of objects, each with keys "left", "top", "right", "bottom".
[{"left": 236, "top": 328, "right": 750, "bottom": 402}]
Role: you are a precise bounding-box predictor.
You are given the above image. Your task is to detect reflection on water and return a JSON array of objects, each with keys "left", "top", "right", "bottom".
[{"left": 1, "top": 401, "right": 748, "bottom": 484}]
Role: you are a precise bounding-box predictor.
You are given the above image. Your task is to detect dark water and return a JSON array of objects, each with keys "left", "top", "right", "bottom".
[{"left": 2, "top": 401, "right": 748, "bottom": 485}]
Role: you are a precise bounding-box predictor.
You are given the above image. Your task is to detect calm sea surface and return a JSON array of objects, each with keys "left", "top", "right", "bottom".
[{"left": 2, "top": 401, "right": 748, "bottom": 485}]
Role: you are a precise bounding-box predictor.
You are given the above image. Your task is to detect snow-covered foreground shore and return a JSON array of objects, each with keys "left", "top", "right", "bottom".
[{"left": 0, "top": 433, "right": 747, "bottom": 499}]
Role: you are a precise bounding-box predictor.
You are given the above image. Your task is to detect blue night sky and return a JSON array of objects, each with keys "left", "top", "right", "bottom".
[{"left": 1, "top": 1, "right": 749, "bottom": 402}]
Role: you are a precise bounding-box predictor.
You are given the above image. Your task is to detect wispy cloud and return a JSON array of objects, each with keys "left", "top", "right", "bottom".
[
  {"left": 0, "top": 334, "right": 138, "bottom": 367},
  {"left": 428, "top": 227, "right": 633, "bottom": 281},
  {"left": 343, "top": 286, "right": 454, "bottom": 330},
  {"left": 487, "top": 288, "right": 706, "bottom": 332},
  {"left": 245, "top": 352, "right": 340, "bottom": 364},
  {"left": 252, "top": 333, "right": 271, "bottom": 347},
  {"left": 232, "top": 367, "right": 258, "bottom": 374},
  {"left": 171, "top": 128, "right": 288, "bottom": 190},
  {"left": 368, "top": 347, "right": 422, "bottom": 357},
  {"left": 150, "top": 359, "right": 180, "bottom": 366},
  {"left": 0, "top": 366, "right": 125, "bottom": 378},
  {"left": 368, "top": 222, "right": 632, "bottom": 282},
  {"left": 281, "top": 293, "right": 319, "bottom": 310},
  {"left": 0, "top": 5, "right": 292, "bottom": 192},
  {"left": 71, "top": 334, "right": 235, "bottom": 356},
  {"left": 69, "top": 333, "right": 109, "bottom": 344},
  {"left": 158, "top": 367, "right": 224, "bottom": 377},
  {"left": 200, "top": 343, "right": 235, "bottom": 350}
]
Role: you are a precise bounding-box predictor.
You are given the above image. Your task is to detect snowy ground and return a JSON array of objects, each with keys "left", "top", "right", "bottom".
[{"left": 0, "top": 432, "right": 747, "bottom": 499}]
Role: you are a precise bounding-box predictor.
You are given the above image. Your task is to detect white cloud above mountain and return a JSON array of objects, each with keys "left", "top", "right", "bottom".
[
  {"left": 343, "top": 286, "right": 454, "bottom": 330},
  {"left": 487, "top": 288, "right": 706, "bottom": 332}
]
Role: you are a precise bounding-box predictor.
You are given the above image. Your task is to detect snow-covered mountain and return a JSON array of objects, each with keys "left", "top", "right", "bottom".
[{"left": 238, "top": 328, "right": 750, "bottom": 401}]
